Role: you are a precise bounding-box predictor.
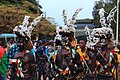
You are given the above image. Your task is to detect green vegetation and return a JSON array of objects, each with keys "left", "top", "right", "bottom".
[{"left": 0, "top": 0, "right": 56, "bottom": 39}]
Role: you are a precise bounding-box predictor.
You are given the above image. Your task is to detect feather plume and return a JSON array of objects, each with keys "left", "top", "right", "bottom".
[{"left": 13, "top": 14, "right": 43, "bottom": 40}]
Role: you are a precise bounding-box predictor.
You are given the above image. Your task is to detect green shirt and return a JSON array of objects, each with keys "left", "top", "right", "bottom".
[{"left": 0, "top": 52, "right": 8, "bottom": 75}]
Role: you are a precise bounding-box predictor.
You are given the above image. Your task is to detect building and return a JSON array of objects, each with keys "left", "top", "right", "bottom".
[{"left": 75, "top": 19, "right": 95, "bottom": 40}]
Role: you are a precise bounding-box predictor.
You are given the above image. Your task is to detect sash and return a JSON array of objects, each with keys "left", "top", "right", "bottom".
[{"left": 77, "top": 48, "right": 89, "bottom": 61}]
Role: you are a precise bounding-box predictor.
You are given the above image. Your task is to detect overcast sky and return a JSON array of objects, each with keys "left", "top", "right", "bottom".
[{"left": 39, "top": 0, "right": 100, "bottom": 25}]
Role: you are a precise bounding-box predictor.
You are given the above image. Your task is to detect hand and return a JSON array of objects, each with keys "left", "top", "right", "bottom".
[{"left": 7, "top": 69, "right": 11, "bottom": 79}]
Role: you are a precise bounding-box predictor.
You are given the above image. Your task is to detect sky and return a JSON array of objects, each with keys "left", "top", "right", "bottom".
[{"left": 39, "top": 0, "right": 99, "bottom": 25}]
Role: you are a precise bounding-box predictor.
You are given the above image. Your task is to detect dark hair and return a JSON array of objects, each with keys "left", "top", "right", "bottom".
[
  {"left": 117, "top": 43, "right": 120, "bottom": 49},
  {"left": 78, "top": 37, "right": 87, "bottom": 43},
  {"left": 0, "top": 40, "right": 4, "bottom": 46},
  {"left": 76, "top": 36, "right": 87, "bottom": 43}
]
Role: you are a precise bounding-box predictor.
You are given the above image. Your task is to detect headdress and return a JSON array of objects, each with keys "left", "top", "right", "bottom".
[
  {"left": 62, "top": 8, "right": 82, "bottom": 33},
  {"left": 13, "top": 14, "right": 43, "bottom": 41},
  {"left": 55, "top": 8, "right": 82, "bottom": 36},
  {"left": 85, "top": 6, "right": 116, "bottom": 49},
  {"left": 54, "top": 8, "right": 82, "bottom": 47}
]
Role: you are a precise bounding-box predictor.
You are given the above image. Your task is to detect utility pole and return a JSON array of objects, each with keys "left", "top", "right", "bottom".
[
  {"left": 116, "top": 1, "right": 120, "bottom": 80},
  {"left": 116, "top": 0, "right": 120, "bottom": 45}
]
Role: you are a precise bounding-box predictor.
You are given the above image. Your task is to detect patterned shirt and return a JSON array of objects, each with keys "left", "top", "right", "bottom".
[{"left": 7, "top": 43, "right": 18, "bottom": 69}]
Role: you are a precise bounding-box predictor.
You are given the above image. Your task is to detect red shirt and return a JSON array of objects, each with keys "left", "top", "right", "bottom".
[{"left": 0, "top": 46, "right": 5, "bottom": 59}]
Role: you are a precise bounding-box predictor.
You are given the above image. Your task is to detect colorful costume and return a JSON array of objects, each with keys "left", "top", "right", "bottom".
[
  {"left": 11, "top": 50, "right": 36, "bottom": 80},
  {"left": 10, "top": 14, "right": 43, "bottom": 80}
]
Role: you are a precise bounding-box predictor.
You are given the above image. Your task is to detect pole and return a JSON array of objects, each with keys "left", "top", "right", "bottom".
[
  {"left": 116, "top": 0, "right": 119, "bottom": 45},
  {"left": 44, "top": 11, "right": 46, "bottom": 19}
]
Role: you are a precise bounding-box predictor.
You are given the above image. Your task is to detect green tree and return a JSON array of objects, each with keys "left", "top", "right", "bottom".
[{"left": 0, "top": 0, "right": 56, "bottom": 39}]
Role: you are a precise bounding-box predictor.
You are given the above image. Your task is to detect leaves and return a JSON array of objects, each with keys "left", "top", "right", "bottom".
[{"left": 0, "top": 0, "right": 56, "bottom": 39}]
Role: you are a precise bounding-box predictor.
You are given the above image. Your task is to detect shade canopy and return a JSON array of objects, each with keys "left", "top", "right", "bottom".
[
  {"left": 0, "top": 33, "right": 17, "bottom": 43},
  {"left": 0, "top": 33, "right": 17, "bottom": 38}
]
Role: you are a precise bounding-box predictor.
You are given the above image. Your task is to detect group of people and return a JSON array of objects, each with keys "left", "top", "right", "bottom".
[
  {"left": 0, "top": 26, "right": 120, "bottom": 80},
  {"left": 0, "top": 32, "right": 120, "bottom": 80}
]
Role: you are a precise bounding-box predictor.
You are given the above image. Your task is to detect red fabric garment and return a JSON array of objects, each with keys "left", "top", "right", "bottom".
[
  {"left": 0, "top": 46, "right": 5, "bottom": 59},
  {"left": 111, "top": 49, "right": 114, "bottom": 54}
]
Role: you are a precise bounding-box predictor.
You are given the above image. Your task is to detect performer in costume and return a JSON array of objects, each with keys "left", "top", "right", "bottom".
[
  {"left": 10, "top": 37, "right": 36, "bottom": 80},
  {"left": 52, "top": 8, "right": 81, "bottom": 80},
  {"left": 84, "top": 6, "right": 117, "bottom": 80},
  {"left": 9, "top": 14, "right": 43, "bottom": 80}
]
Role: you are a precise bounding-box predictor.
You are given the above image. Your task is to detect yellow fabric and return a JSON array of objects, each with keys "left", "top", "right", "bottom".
[
  {"left": 77, "top": 48, "right": 89, "bottom": 61},
  {"left": 112, "top": 67, "right": 116, "bottom": 80},
  {"left": 117, "top": 53, "right": 120, "bottom": 62},
  {"left": 10, "top": 44, "right": 14, "bottom": 48}
]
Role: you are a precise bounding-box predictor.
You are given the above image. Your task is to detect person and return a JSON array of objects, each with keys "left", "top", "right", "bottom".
[
  {"left": 0, "top": 40, "right": 5, "bottom": 59},
  {"left": 7, "top": 39, "right": 18, "bottom": 69},
  {"left": 36, "top": 40, "right": 48, "bottom": 80},
  {"left": 115, "top": 43, "right": 120, "bottom": 80},
  {"left": 75, "top": 38, "right": 89, "bottom": 66},
  {"left": 0, "top": 40, "right": 8, "bottom": 80},
  {"left": 10, "top": 37, "right": 37, "bottom": 80},
  {"left": 74, "top": 38, "right": 89, "bottom": 79}
]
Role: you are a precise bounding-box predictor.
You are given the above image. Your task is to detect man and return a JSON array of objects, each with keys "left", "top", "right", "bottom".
[
  {"left": 10, "top": 37, "right": 37, "bottom": 80},
  {"left": 0, "top": 40, "right": 8, "bottom": 80},
  {"left": 115, "top": 43, "right": 120, "bottom": 80},
  {"left": 76, "top": 38, "right": 89, "bottom": 63},
  {"left": 74, "top": 38, "right": 90, "bottom": 79},
  {"left": 0, "top": 40, "right": 5, "bottom": 59},
  {"left": 36, "top": 40, "right": 48, "bottom": 80},
  {"left": 7, "top": 39, "right": 18, "bottom": 69}
]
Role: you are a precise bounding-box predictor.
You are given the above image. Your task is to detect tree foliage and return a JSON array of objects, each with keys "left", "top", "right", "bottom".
[{"left": 0, "top": 0, "right": 56, "bottom": 39}]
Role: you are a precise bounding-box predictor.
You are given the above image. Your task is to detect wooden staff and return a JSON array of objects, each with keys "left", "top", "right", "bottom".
[{"left": 80, "top": 56, "right": 92, "bottom": 74}]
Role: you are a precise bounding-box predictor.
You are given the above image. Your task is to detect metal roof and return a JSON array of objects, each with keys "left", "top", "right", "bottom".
[
  {"left": 0, "top": 33, "right": 17, "bottom": 38},
  {"left": 75, "top": 24, "right": 95, "bottom": 29}
]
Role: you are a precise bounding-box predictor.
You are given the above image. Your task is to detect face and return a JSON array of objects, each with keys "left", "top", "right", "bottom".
[
  {"left": 10, "top": 39, "right": 14, "bottom": 44},
  {"left": 96, "top": 35, "right": 108, "bottom": 48},
  {"left": 17, "top": 38, "right": 26, "bottom": 51},
  {"left": 79, "top": 40, "right": 86, "bottom": 48}
]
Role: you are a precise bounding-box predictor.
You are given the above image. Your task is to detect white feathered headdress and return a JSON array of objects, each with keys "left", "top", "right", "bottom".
[
  {"left": 13, "top": 14, "right": 43, "bottom": 41},
  {"left": 56, "top": 8, "right": 82, "bottom": 35},
  {"left": 85, "top": 6, "right": 116, "bottom": 49}
]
